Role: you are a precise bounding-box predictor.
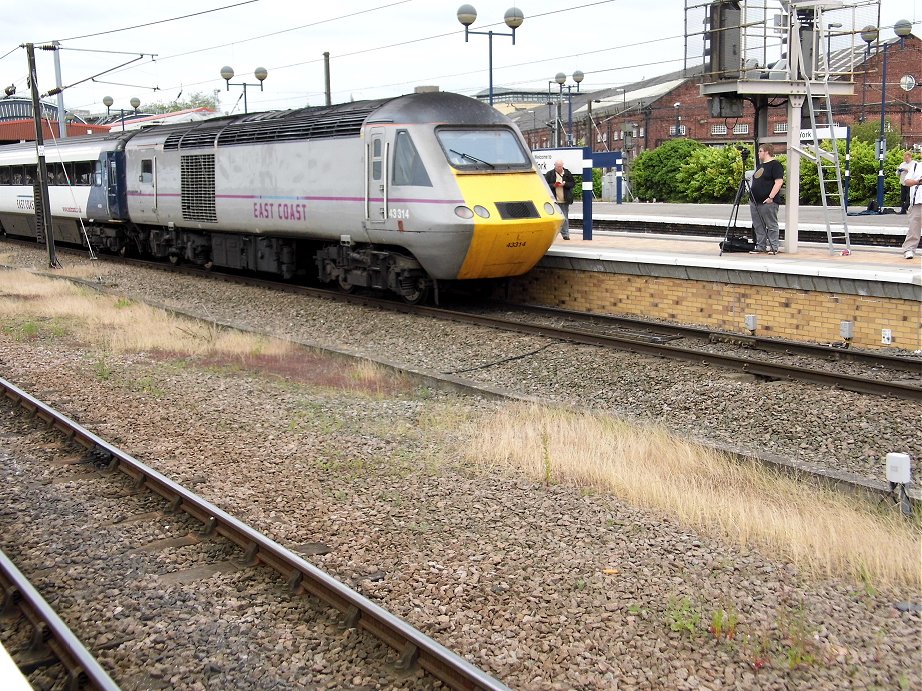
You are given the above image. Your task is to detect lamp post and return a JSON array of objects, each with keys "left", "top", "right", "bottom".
[
  {"left": 457, "top": 5, "right": 523, "bottom": 106},
  {"left": 220, "top": 66, "right": 268, "bottom": 114},
  {"left": 673, "top": 102, "right": 682, "bottom": 137},
  {"left": 862, "top": 20, "right": 912, "bottom": 212},
  {"left": 103, "top": 95, "right": 140, "bottom": 132},
  {"left": 555, "top": 70, "right": 583, "bottom": 146},
  {"left": 546, "top": 80, "right": 560, "bottom": 146},
  {"left": 826, "top": 22, "right": 842, "bottom": 67}
]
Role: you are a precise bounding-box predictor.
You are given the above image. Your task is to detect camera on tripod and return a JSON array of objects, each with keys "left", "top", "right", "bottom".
[{"left": 737, "top": 146, "right": 750, "bottom": 161}]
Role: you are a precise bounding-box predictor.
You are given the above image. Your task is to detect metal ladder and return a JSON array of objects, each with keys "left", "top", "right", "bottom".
[{"left": 790, "top": 5, "right": 851, "bottom": 254}]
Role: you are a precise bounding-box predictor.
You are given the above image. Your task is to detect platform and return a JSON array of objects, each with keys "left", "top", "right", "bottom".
[
  {"left": 571, "top": 202, "right": 910, "bottom": 245},
  {"left": 545, "top": 231, "right": 921, "bottom": 300},
  {"left": 507, "top": 221, "right": 921, "bottom": 351}
]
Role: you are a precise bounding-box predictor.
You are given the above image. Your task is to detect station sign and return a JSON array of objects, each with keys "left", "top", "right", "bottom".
[
  {"left": 532, "top": 148, "right": 584, "bottom": 175},
  {"left": 799, "top": 126, "right": 848, "bottom": 141}
]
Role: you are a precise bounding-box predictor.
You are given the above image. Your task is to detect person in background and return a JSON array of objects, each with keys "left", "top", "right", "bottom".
[
  {"left": 545, "top": 160, "right": 575, "bottom": 240},
  {"left": 896, "top": 151, "right": 914, "bottom": 215},
  {"left": 748, "top": 143, "right": 785, "bottom": 255},
  {"left": 900, "top": 155, "right": 922, "bottom": 259}
]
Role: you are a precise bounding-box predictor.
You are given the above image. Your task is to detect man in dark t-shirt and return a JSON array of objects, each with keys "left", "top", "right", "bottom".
[{"left": 749, "top": 143, "right": 785, "bottom": 254}]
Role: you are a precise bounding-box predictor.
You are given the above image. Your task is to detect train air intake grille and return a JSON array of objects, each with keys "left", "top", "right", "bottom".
[
  {"left": 495, "top": 201, "right": 539, "bottom": 220},
  {"left": 181, "top": 154, "right": 217, "bottom": 223}
]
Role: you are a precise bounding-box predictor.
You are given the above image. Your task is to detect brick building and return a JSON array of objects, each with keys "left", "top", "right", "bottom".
[{"left": 508, "top": 33, "right": 921, "bottom": 157}]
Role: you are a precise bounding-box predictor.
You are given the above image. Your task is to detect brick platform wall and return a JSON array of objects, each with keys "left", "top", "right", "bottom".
[{"left": 507, "top": 268, "right": 922, "bottom": 351}]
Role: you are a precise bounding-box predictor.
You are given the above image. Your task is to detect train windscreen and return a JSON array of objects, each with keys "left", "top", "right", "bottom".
[{"left": 436, "top": 128, "right": 531, "bottom": 171}]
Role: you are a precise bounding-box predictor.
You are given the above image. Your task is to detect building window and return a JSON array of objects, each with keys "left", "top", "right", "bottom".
[
  {"left": 711, "top": 124, "right": 728, "bottom": 135},
  {"left": 669, "top": 125, "right": 687, "bottom": 136},
  {"left": 732, "top": 123, "right": 749, "bottom": 135},
  {"left": 773, "top": 122, "right": 788, "bottom": 133}
]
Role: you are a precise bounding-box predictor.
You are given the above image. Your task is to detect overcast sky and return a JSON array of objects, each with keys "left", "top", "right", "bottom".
[{"left": 0, "top": 0, "right": 917, "bottom": 116}]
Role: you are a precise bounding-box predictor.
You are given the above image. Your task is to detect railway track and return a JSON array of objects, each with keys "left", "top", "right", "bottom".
[
  {"left": 5, "top": 237, "right": 919, "bottom": 401},
  {"left": 79, "top": 252, "right": 920, "bottom": 402},
  {"left": 0, "top": 377, "right": 510, "bottom": 691}
]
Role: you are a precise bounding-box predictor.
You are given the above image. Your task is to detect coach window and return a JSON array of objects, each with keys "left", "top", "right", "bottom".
[
  {"left": 93, "top": 161, "right": 103, "bottom": 186},
  {"left": 141, "top": 159, "right": 153, "bottom": 184},
  {"left": 0, "top": 167, "right": 10, "bottom": 185},
  {"left": 392, "top": 130, "right": 432, "bottom": 187},
  {"left": 23, "top": 166, "right": 35, "bottom": 185},
  {"left": 74, "top": 161, "right": 94, "bottom": 186}
]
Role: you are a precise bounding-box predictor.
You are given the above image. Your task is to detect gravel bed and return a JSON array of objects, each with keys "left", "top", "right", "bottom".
[
  {"left": 0, "top": 243, "right": 920, "bottom": 690},
  {"left": 2, "top": 244, "right": 918, "bottom": 487},
  {"left": 0, "top": 422, "right": 437, "bottom": 691}
]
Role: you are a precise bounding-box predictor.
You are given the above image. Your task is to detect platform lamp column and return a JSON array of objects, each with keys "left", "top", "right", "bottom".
[
  {"left": 103, "top": 96, "right": 140, "bottom": 132},
  {"left": 220, "top": 66, "right": 268, "bottom": 115},
  {"left": 457, "top": 5, "right": 523, "bottom": 107},
  {"left": 826, "top": 22, "right": 842, "bottom": 70},
  {"left": 861, "top": 20, "right": 912, "bottom": 213},
  {"left": 555, "top": 71, "right": 583, "bottom": 146},
  {"left": 673, "top": 102, "right": 682, "bottom": 137}
]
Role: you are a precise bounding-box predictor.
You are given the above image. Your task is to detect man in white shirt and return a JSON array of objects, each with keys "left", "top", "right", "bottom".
[
  {"left": 896, "top": 151, "right": 913, "bottom": 214},
  {"left": 900, "top": 156, "right": 922, "bottom": 259}
]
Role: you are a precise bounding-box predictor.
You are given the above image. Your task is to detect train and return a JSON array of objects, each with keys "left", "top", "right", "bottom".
[{"left": 0, "top": 91, "right": 563, "bottom": 303}]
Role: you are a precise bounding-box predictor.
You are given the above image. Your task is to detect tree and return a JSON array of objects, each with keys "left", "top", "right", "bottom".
[
  {"left": 140, "top": 90, "right": 221, "bottom": 115},
  {"left": 849, "top": 117, "right": 901, "bottom": 151}
]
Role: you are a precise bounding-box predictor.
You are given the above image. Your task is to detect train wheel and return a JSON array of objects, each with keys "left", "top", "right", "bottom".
[
  {"left": 337, "top": 276, "right": 355, "bottom": 293},
  {"left": 168, "top": 254, "right": 180, "bottom": 266},
  {"left": 400, "top": 278, "right": 430, "bottom": 305}
]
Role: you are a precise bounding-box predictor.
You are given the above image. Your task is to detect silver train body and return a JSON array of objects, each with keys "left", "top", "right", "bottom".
[{"left": 0, "top": 92, "right": 562, "bottom": 301}]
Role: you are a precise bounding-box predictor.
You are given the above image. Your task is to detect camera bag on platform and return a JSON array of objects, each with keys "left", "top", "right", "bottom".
[{"left": 719, "top": 236, "right": 755, "bottom": 252}]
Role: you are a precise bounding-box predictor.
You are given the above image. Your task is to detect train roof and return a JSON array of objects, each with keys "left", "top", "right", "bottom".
[
  {"left": 126, "top": 91, "right": 513, "bottom": 151},
  {"left": 0, "top": 131, "right": 134, "bottom": 163}
]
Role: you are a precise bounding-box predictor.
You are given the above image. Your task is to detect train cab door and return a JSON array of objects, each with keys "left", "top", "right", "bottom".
[
  {"left": 136, "top": 156, "right": 158, "bottom": 221},
  {"left": 365, "top": 127, "right": 388, "bottom": 227},
  {"left": 103, "top": 152, "right": 128, "bottom": 220}
]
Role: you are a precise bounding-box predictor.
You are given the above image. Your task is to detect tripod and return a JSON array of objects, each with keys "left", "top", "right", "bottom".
[{"left": 719, "top": 165, "right": 756, "bottom": 256}]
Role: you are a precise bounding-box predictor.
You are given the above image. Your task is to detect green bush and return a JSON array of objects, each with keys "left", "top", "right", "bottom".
[
  {"left": 631, "top": 138, "right": 706, "bottom": 201},
  {"left": 625, "top": 133, "right": 908, "bottom": 207},
  {"left": 675, "top": 145, "right": 745, "bottom": 203}
]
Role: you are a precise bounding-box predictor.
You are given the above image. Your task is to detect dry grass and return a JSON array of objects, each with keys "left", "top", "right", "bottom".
[
  {"left": 465, "top": 403, "right": 921, "bottom": 589},
  {"left": 0, "top": 268, "right": 291, "bottom": 358}
]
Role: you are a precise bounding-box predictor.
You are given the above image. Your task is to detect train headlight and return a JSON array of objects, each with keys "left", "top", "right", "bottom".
[
  {"left": 544, "top": 202, "right": 556, "bottom": 215},
  {"left": 454, "top": 205, "right": 474, "bottom": 219},
  {"left": 473, "top": 205, "right": 490, "bottom": 218}
]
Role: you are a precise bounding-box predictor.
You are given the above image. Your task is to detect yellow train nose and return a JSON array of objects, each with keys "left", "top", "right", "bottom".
[{"left": 453, "top": 172, "right": 562, "bottom": 279}]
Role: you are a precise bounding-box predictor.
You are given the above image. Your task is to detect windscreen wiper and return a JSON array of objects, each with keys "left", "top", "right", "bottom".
[{"left": 449, "top": 149, "right": 495, "bottom": 168}]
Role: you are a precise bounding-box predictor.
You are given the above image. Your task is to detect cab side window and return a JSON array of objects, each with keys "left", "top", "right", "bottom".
[
  {"left": 392, "top": 130, "right": 432, "bottom": 187},
  {"left": 141, "top": 159, "right": 153, "bottom": 184},
  {"left": 371, "top": 139, "right": 382, "bottom": 181}
]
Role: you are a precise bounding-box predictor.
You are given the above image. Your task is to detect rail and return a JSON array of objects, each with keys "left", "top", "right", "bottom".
[{"left": 0, "top": 377, "right": 511, "bottom": 691}]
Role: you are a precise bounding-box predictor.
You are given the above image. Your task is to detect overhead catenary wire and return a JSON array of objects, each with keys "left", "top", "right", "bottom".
[{"left": 4, "top": 0, "right": 689, "bottom": 113}]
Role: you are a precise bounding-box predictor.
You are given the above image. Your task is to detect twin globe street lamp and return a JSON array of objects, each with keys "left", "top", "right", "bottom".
[
  {"left": 102, "top": 95, "right": 141, "bottom": 132},
  {"left": 456, "top": 4, "right": 524, "bottom": 106},
  {"left": 860, "top": 19, "right": 912, "bottom": 213},
  {"left": 555, "top": 70, "right": 584, "bottom": 146},
  {"left": 220, "top": 66, "right": 268, "bottom": 115}
]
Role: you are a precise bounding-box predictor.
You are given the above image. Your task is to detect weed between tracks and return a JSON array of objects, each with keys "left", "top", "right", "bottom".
[{"left": 465, "top": 403, "right": 921, "bottom": 589}]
